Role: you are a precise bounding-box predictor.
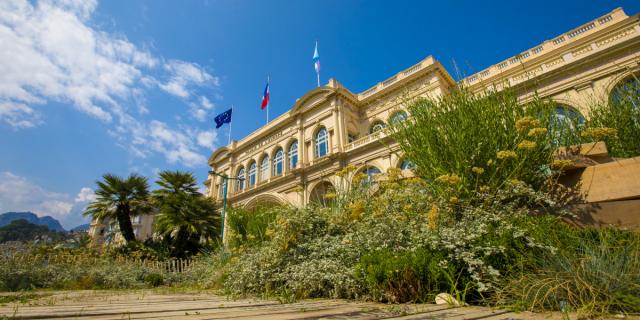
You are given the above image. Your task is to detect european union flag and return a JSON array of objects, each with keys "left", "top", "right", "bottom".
[{"left": 214, "top": 108, "right": 232, "bottom": 128}]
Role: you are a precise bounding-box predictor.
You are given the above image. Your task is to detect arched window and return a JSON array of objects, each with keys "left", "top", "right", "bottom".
[
  {"left": 389, "top": 111, "right": 408, "bottom": 124},
  {"left": 361, "top": 166, "right": 382, "bottom": 185},
  {"left": 369, "top": 121, "right": 386, "bottom": 134},
  {"left": 610, "top": 76, "right": 640, "bottom": 108},
  {"left": 248, "top": 162, "right": 257, "bottom": 187},
  {"left": 288, "top": 141, "right": 298, "bottom": 169},
  {"left": 400, "top": 159, "right": 416, "bottom": 170},
  {"left": 551, "top": 104, "right": 585, "bottom": 130},
  {"left": 309, "top": 181, "right": 336, "bottom": 207},
  {"left": 549, "top": 104, "right": 585, "bottom": 145},
  {"left": 260, "top": 156, "right": 270, "bottom": 182},
  {"left": 273, "top": 148, "right": 284, "bottom": 176},
  {"left": 235, "top": 167, "right": 245, "bottom": 192},
  {"left": 315, "top": 127, "right": 328, "bottom": 158}
]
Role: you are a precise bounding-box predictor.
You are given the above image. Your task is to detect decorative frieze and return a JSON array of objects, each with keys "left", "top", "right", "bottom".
[
  {"left": 596, "top": 27, "right": 636, "bottom": 48},
  {"left": 545, "top": 57, "right": 565, "bottom": 68}
]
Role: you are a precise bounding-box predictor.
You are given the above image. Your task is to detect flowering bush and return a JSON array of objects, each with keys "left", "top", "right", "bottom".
[{"left": 221, "top": 174, "right": 571, "bottom": 303}]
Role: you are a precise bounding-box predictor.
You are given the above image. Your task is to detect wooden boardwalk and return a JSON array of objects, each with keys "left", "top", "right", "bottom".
[{"left": 0, "top": 290, "right": 584, "bottom": 319}]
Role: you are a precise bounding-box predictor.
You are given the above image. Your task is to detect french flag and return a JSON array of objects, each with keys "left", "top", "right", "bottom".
[{"left": 261, "top": 79, "right": 269, "bottom": 110}]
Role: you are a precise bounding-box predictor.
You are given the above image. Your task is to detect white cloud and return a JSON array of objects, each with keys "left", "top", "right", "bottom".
[
  {"left": 148, "top": 120, "right": 208, "bottom": 167},
  {"left": 0, "top": 171, "right": 92, "bottom": 229},
  {"left": 159, "top": 60, "right": 218, "bottom": 99},
  {"left": 0, "top": 0, "right": 158, "bottom": 123},
  {"left": 0, "top": 102, "right": 42, "bottom": 128},
  {"left": 74, "top": 187, "right": 96, "bottom": 203},
  {"left": 200, "top": 96, "right": 214, "bottom": 110},
  {"left": 0, "top": 0, "right": 220, "bottom": 166},
  {"left": 188, "top": 96, "right": 216, "bottom": 122},
  {"left": 196, "top": 130, "right": 217, "bottom": 149}
]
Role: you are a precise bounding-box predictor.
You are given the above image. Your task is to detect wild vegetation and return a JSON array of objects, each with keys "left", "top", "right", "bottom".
[{"left": 1, "top": 83, "right": 639, "bottom": 317}]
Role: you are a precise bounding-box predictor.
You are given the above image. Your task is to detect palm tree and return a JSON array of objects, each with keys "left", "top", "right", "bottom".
[
  {"left": 153, "top": 171, "right": 219, "bottom": 257},
  {"left": 84, "top": 173, "right": 151, "bottom": 243}
]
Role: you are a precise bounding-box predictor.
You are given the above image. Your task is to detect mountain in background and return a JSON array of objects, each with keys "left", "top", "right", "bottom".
[
  {"left": 70, "top": 223, "right": 90, "bottom": 232},
  {"left": 0, "top": 219, "right": 68, "bottom": 243},
  {"left": 0, "top": 212, "right": 65, "bottom": 232}
]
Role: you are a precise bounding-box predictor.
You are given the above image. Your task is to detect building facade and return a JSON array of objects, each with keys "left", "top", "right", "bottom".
[
  {"left": 207, "top": 8, "right": 640, "bottom": 216},
  {"left": 84, "top": 8, "right": 640, "bottom": 245}
]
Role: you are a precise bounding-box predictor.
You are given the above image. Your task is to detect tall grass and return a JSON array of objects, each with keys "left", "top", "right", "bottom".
[
  {"left": 226, "top": 205, "right": 279, "bottom": 248},
  {"left": 497, "top": 227, "right": 640, "bottom": 315},
  {"left": 389, "top": 90, "right": 565, "bottom": 199},
  {"left": 586, "top": 77, "right": 640, "bottom": 158}
]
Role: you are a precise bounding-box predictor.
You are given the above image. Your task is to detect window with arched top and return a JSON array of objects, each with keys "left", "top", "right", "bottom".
[
  {"left": 389, "top": 111, "right": 408, "bottom": 124},
  {"left": 361, "top": 166, "right": 382, "bottom": 185},
  {"left": 369, "top": 121, "right": 386, "bottom": 134},
  {"left": 610, "top": 76, "right": 640, "bottom": 108},
  {"left": 288, "top": 141, "right": 298, "bottom": 169},
  {"left": 315, "top": 127, "right": 328, "bottom": 158},
  {"left": 273, "top": 148, "right": 284, "bottom": 176},
  {"left": 235, "top": 167, "right": 245, "bottom": 192},
  {"left": 248, "top": 162, "right": 257, "bottom": 187},
  {"left": 260, "top": 156, "right": 270, "bottom": 182},
  {"left": 400, "top": 159, "right": 416, "bottom": 170},
  {"left": 549, "top": 104, "right": 585, "bottom": 145},
  {"left": 551, "top": 104, "right": 585, "bottom": 130}
]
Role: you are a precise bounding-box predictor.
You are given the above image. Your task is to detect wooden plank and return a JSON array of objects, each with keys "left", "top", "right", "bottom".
[{"left": 580, "top": 157, "right": 640, "bottom": 202}]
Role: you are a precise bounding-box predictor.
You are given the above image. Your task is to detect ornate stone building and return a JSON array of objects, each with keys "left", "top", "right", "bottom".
[
  {"left": 85, "top": 8, "right": 639, "bottom": 244},
  {"left": 206, "top": 7, "right": 640, "bottom": 215}
]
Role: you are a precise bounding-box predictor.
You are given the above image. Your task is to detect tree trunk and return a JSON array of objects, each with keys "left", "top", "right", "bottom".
[{"left": 116, "top": 203, "right": 136, "bottom": 243}]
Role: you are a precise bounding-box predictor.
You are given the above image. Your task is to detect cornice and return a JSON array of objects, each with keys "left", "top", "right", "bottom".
[{"left": 464, "top": 8, "right": 639, "bottom": 91}]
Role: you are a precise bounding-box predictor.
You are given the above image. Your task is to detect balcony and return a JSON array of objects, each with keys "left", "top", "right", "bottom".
[{"left": 344, "top": 131, "right": 387, "bottom": 152}]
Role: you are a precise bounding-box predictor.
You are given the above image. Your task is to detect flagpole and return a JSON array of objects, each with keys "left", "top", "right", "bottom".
[
  {"left": 266, "top": 75, "right": 270, "bottom": 124},
  {"left": 228, "top": 105, "right": 233, "bottom": 145},
  {"left": 317, "top": 71, "right": 320, "bottom": 88}
]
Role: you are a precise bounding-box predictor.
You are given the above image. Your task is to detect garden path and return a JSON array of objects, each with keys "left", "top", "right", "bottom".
[{"left": 0, "top": 290, "right": 609, "bottom": 319}]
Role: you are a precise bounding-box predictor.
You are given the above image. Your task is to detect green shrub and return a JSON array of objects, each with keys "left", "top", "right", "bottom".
[
  {"left": 144, "top": 273, "right": 164, "bottom": 287},
  {"left": 355, "top": 249, "right": 467, "bottom": 303}
]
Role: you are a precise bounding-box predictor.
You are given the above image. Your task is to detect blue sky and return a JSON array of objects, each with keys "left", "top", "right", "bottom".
[{"left": 1, "top": 0, "right": 639, "bottom": 229}]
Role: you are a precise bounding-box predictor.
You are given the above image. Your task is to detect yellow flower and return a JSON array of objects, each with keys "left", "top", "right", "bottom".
[
  {"left": 323, "top": 193, "right": 336, "bottom": 200},
  {"left": 435, "top": 174, "right": 462, "bottom": 185},
  {"left": 497, "top": 150, "right": 517, "bottom": 160},
  {"left": 479, "top": 185, "right": 490, "bottom": 193},
  {"left": 552, "top": 159, "right": 573, "bottom": 169},
  {"left": 471, "top": 167, "right": 485, "bottom": 175},
  {"left": 449, "top": 196, "right": 458, "bottom": 204},
  {"left": 515, "top": 116, "right": 541, "bottom": 131},
  {"left": 265, "top": 228, "right": 274, "bottom": 237},
  {"left": 352, "top": 173, "right": 366, "bottom": 185},
  {"left": 349, "top": 200, "right": 365, "bottom": 220},
  {"left": 386, "top": 168, "right": 402, "bottom": 181},
  {"left": 427, "top": 205, "right": 439, "bottom": 231},
  {"left": 509, "top": 179, "right": 525, "bottom": 186},
  {"left": 486, "top": 159, "right": 494, "bottom": 166},
  {"left": 517, "top": 140, "right": 537, "bottom": 150},
  {"left": 527, "top": 127, "right": 548, "bottom": 137},
  {"left": 581, "top": 127, "right": 618, "bottom": 140}
]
